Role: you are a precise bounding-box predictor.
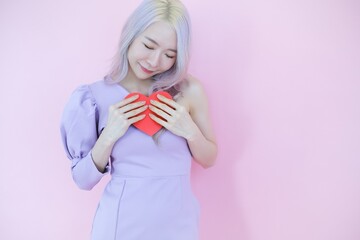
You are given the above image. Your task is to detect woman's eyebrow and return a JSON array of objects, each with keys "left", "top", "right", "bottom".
[{"left": 144, "top": 36, "right": 177, "bottom": 53}]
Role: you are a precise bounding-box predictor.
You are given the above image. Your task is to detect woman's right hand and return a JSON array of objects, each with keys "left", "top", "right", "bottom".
[{"left": 101, "top": 94, "right": 147, "bottom": 144}]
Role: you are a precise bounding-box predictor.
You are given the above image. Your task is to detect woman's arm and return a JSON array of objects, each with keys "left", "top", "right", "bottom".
[
  {"left": 184, "top": 76, "right": 217, "bottom": 168},
  {"left": 149, "top": 75, "right": 218, "bottom": 168}
]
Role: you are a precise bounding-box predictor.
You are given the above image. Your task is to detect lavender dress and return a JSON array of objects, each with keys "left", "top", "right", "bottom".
[{"left": 60, "top": 79, "right": 200, "bottom": 240}]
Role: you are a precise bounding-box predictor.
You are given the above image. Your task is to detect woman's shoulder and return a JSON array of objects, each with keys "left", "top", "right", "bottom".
[
  {"left": 177, "top": 74, "right": 208, "bottom": 112},
  {"left": 66, "top": 78, "right": 116, "bottom": 108},
  {"left": 87, "top": 78, "right": 124, "bottom": 100},
  {"left": 68, "top": 79, "right": 104, "bottom": 100},
  {"left": 181, "top": 74, "right": 206, "bottom": 99}
]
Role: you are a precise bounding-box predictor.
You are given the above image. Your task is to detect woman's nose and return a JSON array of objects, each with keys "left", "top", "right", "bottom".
[{"left": 147, "top": 51, "right": 161, "bottom": 68}]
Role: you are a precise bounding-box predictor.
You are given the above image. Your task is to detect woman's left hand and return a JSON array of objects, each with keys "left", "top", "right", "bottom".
[{"left": 149, "top": 94, "right": 199, "bottom": 140}]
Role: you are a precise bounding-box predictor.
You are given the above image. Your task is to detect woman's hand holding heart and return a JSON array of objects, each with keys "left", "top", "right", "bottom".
[
  {"left": 101, "top": 94, "right": 147, "bottom": 144},
  {"left": 149, "top": 94, "right": 200, "bottom": 140}
]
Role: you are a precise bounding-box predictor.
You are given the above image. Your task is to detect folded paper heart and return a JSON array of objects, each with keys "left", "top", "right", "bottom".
[{"left": 124, "top": 91, "right": 172, "bottom": 136}]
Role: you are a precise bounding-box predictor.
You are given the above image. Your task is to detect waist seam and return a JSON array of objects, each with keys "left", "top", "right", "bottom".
[{"left": 110, "top": 173, "right": 190, "bottom": 179}]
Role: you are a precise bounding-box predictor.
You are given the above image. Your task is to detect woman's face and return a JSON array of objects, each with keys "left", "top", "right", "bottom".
[{"left": 127, "top": 21, "right": 177, "bottom": 80}]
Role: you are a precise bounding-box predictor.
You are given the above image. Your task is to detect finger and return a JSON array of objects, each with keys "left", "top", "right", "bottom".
[
  {"left": 149, "top": 105, "right": 170, "bottom": 121},
  {"left": 124, "top": 105, "right": 148, "bottom": 118},
  {"left": 120, "top": 101, "right": 146, "bottom": 113},
  {"left": 156, "top": 94, "right": 180, "bottom": 109},
  {"left": 150, "top": 99, "right": 176, "bottom": 115},
  {"left": 113, "top": 94, "right": 140, "bottom": 108},
  {"left": 149, "top": 113, "right": 170, "bottom": 129},
  {"left": 128, "top": 114, "right": 146, "bottom": 124}
]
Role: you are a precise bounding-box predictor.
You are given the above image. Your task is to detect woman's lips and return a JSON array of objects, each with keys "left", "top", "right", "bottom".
[{"left": 140, "top": 64, "right": 154, "bottom": 74}]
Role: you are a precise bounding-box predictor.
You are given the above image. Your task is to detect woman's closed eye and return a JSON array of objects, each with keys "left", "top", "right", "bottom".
[
  {"left": 165, "top": 54, "right": 175, "bottom": 59},
  {"left": 143, "top": 43, "right": 154, "bottom": 50},
  {"left": 143, "top": 43, "right": 175, "bottom": 59}
]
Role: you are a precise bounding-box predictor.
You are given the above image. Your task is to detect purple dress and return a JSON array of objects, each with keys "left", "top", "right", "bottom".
[{"left": 60, "top": 79, "right": 200, "bottom": 240}]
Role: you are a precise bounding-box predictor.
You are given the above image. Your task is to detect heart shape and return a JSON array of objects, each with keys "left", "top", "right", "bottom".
[{"left": 124, "top": 91, "right": 172, "bottom": 136}]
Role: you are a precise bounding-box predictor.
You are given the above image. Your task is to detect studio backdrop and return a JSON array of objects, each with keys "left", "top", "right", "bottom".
[{"left": 0, "top": 0, "right": 359, "bottom": 239}]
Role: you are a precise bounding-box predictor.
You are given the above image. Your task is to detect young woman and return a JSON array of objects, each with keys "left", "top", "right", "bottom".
[{"left": 60, "top": 0, "right": 217, "bottom": 239}]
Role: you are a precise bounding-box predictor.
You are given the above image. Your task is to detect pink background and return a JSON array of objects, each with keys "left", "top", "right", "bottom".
[{"left": 1, "top": 0, "right": 359, "bottom": 239}]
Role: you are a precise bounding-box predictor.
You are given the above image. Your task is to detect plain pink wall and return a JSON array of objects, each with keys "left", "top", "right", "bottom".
[{"left": 1, "top": 0, "right": 359, "bottom": 239}]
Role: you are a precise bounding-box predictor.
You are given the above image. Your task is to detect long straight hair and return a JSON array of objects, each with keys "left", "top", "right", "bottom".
[{"left": 105, "top": 0, "right": 192, "bottom": 97}]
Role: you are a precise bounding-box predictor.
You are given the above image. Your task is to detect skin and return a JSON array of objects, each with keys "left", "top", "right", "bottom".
[{"left": 91, "top": 21, "right": 217, "bottom": 171}]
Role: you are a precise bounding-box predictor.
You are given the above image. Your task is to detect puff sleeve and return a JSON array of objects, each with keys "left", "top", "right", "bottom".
[{"left": 60, "top": 85, "right": 110, "bottom": 190}]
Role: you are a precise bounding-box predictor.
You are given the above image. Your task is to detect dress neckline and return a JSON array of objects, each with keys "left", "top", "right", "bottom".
[{"left": 114, "top": 82, "right": 155, "bottom": 97}]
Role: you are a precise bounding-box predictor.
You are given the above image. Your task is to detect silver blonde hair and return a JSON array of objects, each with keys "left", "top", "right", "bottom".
[{"left": 105, "top": 0, "right": 192, "bottom": 96}]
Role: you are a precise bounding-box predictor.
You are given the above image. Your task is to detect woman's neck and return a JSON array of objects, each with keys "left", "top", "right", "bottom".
[{"left": 120, "top": 71, "right": 154, "bottom": 95}]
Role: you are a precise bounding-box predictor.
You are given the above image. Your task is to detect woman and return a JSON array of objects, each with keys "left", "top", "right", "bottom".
[{"left": 60, "top": 0, "right": 217, "bottom": 239}]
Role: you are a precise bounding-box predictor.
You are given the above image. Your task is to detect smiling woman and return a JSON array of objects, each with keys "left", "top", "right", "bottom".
[
  {"left": 60, "top": 0, "right": 217, "bottom": 239},
  {"left": 126, "top": 21, "right": 177, "bottom": 84}
]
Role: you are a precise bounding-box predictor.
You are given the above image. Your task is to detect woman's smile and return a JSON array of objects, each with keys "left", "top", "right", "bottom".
[{"left": 139, "top": 63, "right": 155, "bottom": 74}]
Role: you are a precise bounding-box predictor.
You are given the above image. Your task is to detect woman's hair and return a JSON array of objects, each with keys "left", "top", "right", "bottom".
[{"left": 105, "top": 0, "right": 192, "bottom": 96}]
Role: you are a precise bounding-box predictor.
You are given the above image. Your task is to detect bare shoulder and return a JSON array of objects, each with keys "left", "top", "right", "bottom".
[
  {"left": 179, "top": 74, "right": 208, "bottom": 114},
  {"left": 181, "top": 74, "right": 206, "bottom": 99}
]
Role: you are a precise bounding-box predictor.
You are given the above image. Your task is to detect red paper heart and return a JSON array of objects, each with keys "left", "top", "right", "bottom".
[{"left": 124, "top": 91, "right": 172, "bottom": 136}]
